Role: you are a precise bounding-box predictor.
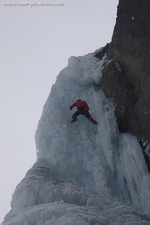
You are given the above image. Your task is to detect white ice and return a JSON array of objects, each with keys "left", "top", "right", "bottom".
[{"left": 2, "top": 50, "right": 150, "bottom": 225}]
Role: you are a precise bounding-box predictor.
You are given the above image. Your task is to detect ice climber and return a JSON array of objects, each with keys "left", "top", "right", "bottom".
[{"left": 69, "top": 99, "right": 98, "bottom": 125}]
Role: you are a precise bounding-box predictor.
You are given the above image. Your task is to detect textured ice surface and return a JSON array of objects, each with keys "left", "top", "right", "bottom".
[{"left": 2, "top": 51, "right": 150, "bottom": 225}]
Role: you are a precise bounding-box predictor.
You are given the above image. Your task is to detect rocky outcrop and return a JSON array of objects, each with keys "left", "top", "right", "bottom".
[
  {"left": 97, "top": 0, "right": 150, "bottom": 168},
  {"left": 100, "top": 59, "right": 136, "bottom": 133}
]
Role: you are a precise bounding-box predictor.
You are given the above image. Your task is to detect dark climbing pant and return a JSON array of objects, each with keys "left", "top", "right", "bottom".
[{"left": 72, "top": 106, "right": 92, "bottom": 121}]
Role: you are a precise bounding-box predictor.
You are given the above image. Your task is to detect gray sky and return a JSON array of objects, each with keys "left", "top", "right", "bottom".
[{"left": 0, "top": 0, "right": 118, "bottom": 222}]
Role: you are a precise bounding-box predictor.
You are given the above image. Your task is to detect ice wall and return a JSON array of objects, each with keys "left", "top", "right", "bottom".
[
  {"left": 2, "top": 51, "right": 150, "bottom": 225},
  {"left": 35, "top": 52, "right": 150, "bottom": 214},
  {"left": 35, "top": 53, "right": 115, "bottom": 189}
]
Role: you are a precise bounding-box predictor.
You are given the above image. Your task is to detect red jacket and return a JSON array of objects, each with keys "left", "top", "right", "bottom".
[{"left": 70, "top": 100, "right": 89, "bottom": 111}]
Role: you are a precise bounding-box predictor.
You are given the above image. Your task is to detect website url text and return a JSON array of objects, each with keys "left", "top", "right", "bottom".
[{"left": 3, "top": 2, "right": 64, "bottom": 7}]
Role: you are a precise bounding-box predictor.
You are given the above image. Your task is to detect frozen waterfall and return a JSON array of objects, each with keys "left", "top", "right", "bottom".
[{"left": 2, "top": 51, "right": 150, "bottom": 225}]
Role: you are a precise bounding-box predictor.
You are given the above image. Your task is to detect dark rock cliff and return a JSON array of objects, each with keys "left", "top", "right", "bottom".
[{"left": 96, "top": 0, "right": 150, "bottom": 169}]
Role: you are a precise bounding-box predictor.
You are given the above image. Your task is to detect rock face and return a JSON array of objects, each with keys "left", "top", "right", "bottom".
[{"left": 99, "top": 0, "right": 150, "bottom": 147}]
